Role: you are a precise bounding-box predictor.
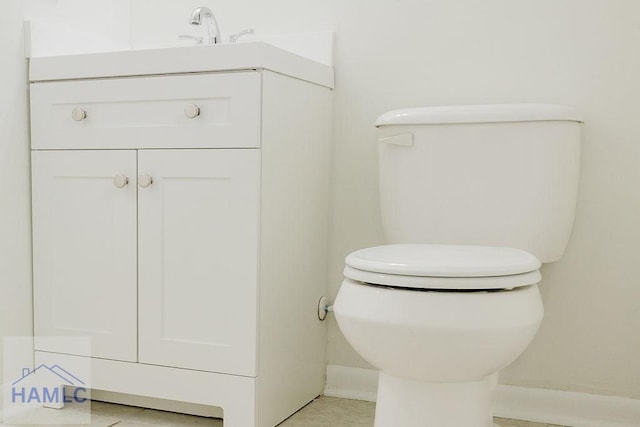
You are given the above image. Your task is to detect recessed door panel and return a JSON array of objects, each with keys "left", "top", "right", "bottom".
[{"left": 138, "top": 149, "right": 260, "bottom": 376}]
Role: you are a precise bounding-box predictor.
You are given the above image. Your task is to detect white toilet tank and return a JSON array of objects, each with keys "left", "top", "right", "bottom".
[{"left": 376, "top": 104, "right": 582, "bottom": 263}]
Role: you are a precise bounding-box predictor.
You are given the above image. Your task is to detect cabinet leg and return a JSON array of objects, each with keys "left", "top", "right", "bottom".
[
  {"left": 223, "top": 400, "right": 257, "bottom": 427},
  {"left": 43, "top": 385, "right": 65, "bottom": 409}
]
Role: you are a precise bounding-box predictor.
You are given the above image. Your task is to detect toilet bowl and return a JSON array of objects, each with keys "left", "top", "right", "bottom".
[{"left": 334, "top": 244, "right": 544, "bottom": 427}]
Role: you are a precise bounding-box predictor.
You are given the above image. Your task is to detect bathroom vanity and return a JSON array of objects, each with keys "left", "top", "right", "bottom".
[{"left": 28, "top": 42, "right": 333, "bottom": 427}]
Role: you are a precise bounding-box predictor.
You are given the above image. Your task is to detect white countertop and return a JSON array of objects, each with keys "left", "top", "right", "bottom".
[{"left": 29, "top": 41, "right": 334, "bottom": 89}]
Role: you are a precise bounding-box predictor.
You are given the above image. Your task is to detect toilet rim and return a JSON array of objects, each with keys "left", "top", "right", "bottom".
[{"left": 343, "top": 265, "right": 541, "bottom": 291}]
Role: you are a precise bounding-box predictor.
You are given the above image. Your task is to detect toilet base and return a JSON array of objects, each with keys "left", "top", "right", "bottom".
[{"left": 374, "top": 371, "right": 496, "bottom": 427}]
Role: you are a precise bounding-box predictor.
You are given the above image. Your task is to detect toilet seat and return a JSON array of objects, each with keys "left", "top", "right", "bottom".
[{"left": 344, "top": 244, "right": 542, "bottom": 290}]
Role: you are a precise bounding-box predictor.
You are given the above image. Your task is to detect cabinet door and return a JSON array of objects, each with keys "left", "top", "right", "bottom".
[
  {"left": 32, "top": 150, "right": 137, "bottom": 361},
  {"left": 138, "top": 149, "right": 260, "bottom": 376}
]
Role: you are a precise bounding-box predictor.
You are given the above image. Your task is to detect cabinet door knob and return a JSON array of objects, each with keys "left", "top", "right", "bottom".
[
  {"left": 71, "top": 107, "right": 87, "bottom": 122},
  {"left": 138, "top": 173, "right": 153, "bottom": 188},
  {"left": 113, "top": 175, "right": 129, "bottom": 188},
  {"left": 184, "top": 104, "right": 200, "bottom": 119}
]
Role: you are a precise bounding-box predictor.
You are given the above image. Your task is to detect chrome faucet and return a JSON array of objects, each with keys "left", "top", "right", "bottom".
[{"left": 189, "top": 6, "right": 221, "bottom": 44}]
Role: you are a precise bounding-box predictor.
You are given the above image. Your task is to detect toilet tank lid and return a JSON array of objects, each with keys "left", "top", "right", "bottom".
[
  {"left": 375, "top": 104, "right": 583, "bottom": 126},
  {"left": 345, "top": 244, "right": 541, "bottom": 278}
]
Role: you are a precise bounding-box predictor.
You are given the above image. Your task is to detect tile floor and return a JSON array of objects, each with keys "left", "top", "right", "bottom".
[{"left": 1, "top": 396, "right": 567, "bottom": 426}]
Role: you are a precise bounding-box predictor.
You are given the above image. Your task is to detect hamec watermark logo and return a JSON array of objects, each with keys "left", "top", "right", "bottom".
[{"left": 11, "top": 364, "right": 87, "bottom": 405}]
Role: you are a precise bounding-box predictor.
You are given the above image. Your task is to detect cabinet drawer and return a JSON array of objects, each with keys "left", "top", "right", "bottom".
[{"left": 30, "top": 72, "right": 261, "bottom": 150}]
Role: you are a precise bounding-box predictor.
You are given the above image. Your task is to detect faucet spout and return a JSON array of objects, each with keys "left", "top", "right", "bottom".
[{"left": 188, "top": 6, "right": 221, "bottom": 44}]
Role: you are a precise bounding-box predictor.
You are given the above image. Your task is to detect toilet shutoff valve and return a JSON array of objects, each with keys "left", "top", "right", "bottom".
[{"left": 318, "top": 296, "right": 333, "bottom": 321}]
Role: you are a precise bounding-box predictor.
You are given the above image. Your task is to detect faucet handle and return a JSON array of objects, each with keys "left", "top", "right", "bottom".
[
  {"left": 229, "top": 29, "right": 254, "bottom": 43},
  {"left": 179, "top": 34, "right": 204, "bottom": 45}
]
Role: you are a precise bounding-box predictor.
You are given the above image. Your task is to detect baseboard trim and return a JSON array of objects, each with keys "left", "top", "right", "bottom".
[
  {"left": 493, "top": 385, "right": 640, "bottom": 427},
  {"left": 324, "top": 365, "right": 379, "bottom": 402},
  {"left": 324, "top": 365, "right": 640, "bottom": 427}
]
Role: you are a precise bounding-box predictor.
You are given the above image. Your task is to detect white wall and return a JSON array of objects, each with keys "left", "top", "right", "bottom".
[
  {"left": 0, "top": 0, "right": 34, "bottom": 388},
  {"left": 25, "top": 0, "right": 131, "bottom": 57}
]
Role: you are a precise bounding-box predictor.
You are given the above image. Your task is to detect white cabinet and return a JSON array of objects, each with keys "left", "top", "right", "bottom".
[{"left": 30, "top": 69, "right": 333, "bottom": 427}]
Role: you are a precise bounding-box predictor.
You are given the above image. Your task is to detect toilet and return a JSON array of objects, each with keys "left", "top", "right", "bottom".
[{"left": 333, "top": 104, "right": 582, "bottom": 427}]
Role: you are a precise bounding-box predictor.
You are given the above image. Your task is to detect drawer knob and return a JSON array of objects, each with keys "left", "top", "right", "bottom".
[
  {"left": 138, "top": 173, "right": 153, "bottom": 188},
  {"left": 113, "top": 175, "right": 129, "bottom": 188},
  {"left": 184, "top": 104, "right": 200, "bottom": 119},
  {"left": 71, "top": 107, "right": 87, "bottom": 122}
]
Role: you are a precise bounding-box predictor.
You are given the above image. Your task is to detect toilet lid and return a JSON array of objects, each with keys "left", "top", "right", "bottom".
[{"left": 344, "top": 244, "right": 541, "bottom": 290}]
